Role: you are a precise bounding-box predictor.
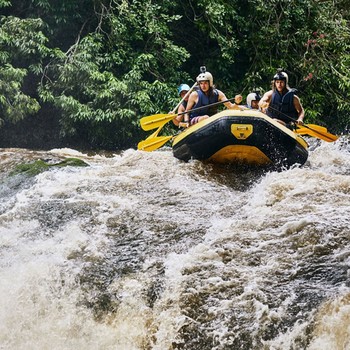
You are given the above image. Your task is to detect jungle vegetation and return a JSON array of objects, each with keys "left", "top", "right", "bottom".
[{"left": 0, "top": 0, "right": 349, "bottom": 149}]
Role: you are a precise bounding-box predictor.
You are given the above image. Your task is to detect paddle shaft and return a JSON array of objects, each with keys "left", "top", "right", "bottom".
[
  {"left": 178, "top": 96, "right": 237, "bottom": 117},
  {"left": 266, "top": 105, "right": 301, "bottom": 124},
  {"left": 140, "top": 96, "right": 239, "bottom": 130},
  {"left": 139, "top": 96, "right": 238, "bottom": 150},
  {"left": 267, "top": 105, "right": 337, "bottom": 142},
  {"left": 138, "top": 135, "right": 173, "bottom": 151}
]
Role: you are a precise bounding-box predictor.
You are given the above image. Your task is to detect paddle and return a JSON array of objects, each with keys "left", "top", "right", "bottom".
[
  {"left": 295, "top": 124, "right": 338, "bottom": 142},
  {"left": 138, "top": 83, "right": 197, "bottom": 151},
  {"left": 139, "top": 95, "right": 244, "bottom": 152},
  {"left": 267, "top": 106, "right": 338, "bottom": 142},
  {"left": 140, "top": 114, "right": 174, "bottom": 131},
  {"left": 140, "top": 96, "right": 238, "bottom": 131},
  {"left": 140, "top": 82, "right": 197, "bottom": 131},
  {"left": 138, "top": 135, "right": 173, "bottom": 151}
]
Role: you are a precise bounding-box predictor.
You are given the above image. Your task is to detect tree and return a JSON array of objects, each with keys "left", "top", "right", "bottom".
[
  {"left": 172, "top": 0, "right": 350, "bottom": 130},
  {"left": 0, "top": 15, "right": 46, "bottom": 126},
  {"left": 0, "top": 0, "right": 349, "bottom": 149},
  {"left": 38, "top": 0, "right": 190, "bottom": 148}
]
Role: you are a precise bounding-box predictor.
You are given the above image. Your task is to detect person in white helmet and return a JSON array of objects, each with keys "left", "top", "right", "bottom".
[
  {"left": 259, "top": 70, "right": 304, "bottom": 126},
  {"left": 182, "top": 71, "right": 243, "bottom": 126},
  {"left": 246, "top": 92, "right": 261, "bottom": 109}
]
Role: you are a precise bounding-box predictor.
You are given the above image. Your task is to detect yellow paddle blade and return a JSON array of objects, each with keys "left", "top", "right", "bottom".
[
  {"left": 296, "top": 124, "right": 339, "bottom": 142},
  {"left": 140, "top": 113, "right": 175, "bottom": 131},
  {"left": 304, "top": 124, "right": 328, "bottom": 132},
  {"left": 148, "top": 125, "right": 164, "bottom": 139},
  {"left": 137, "top": 135, "right": 173, "bottom": 152}
]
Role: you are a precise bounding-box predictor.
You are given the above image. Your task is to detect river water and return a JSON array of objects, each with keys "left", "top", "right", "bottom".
[{"left": 0, "top": 137, "right": 349, "bottom": 350}]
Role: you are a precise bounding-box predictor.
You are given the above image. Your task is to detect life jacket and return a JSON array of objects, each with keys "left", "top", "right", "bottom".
[
  {"left": 267, "top": 88, "right": 299, "bottom": 123},
  {"left": 190, "top": 89, "right": 219, "bottom": 119}
]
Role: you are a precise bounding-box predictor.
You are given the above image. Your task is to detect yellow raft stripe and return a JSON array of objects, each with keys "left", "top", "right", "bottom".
[{"left": 209, "top": 145, "right": 272, "bottom": 165}]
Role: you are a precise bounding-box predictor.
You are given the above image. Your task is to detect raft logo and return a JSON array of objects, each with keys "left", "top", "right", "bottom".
[{"left": 231, "top": 124, "right": 253, "bottom": 139}]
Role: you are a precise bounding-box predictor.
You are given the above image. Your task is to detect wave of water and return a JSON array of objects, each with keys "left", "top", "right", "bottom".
[{"left": 0, "top": 138, "right": 349, "bottom": 350}]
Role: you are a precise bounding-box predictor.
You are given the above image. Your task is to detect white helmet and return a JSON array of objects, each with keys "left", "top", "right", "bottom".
[
  {"left": 246, "top": 92, "right": 261, "bottom": 109},
  {"left": 196, "top": 71, "right": 213, "bottom": 87}
]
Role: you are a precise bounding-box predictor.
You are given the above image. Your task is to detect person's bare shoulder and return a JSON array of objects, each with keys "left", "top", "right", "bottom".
[
  {"left": 188, "top": 90, "right": 198, "bottom": 101},
  {"left": 217, "top": 89, "right": 227, "bottom": 101},
  {"left": 263, "top": 90, "right": 273, "bottom": 99},
  {"left": 259, "top": 90, "right": 273, "bottom": 110},
  {"left": 186, "top": 90, "right": 199, "bottom": 110}
]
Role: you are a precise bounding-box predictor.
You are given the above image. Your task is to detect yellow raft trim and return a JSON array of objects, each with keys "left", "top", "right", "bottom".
[
  {"left": 209, "top": 145, "right": 272, "bottom": 165},
  {"left": 172, "top": 109, "right": 308, "bottom": 151}
]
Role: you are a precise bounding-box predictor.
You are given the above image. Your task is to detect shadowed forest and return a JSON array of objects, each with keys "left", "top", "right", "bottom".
[{"left": 0, "top": 0, "right": 349, "bottom": 150}]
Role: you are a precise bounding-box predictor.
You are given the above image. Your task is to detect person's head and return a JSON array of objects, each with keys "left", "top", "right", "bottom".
[
  {"left": 246, "top": 92, "right": 261, "bottom": 109},
  {"left": 178, "top": 84, "right": 190, "bottom": 99},
  {"left": 196, "top": 71, "right": 213, "bottom": 93},
  {"left": 272, "top": 71, "right": 289, "bottom": 92}
]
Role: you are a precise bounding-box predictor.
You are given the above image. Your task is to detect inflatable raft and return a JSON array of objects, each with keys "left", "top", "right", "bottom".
[{"left": 172, "top": 109, "right": 309, "bottom": 169}]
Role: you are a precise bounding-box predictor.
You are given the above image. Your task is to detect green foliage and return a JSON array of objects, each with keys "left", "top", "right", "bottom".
[
  {"left": 0, "top": 0, "right": 10, "bottom": 8},
  {"left": 0, "top": 64, "right": 40, "bottom": 125},
  {"left": 10, "top": 158, "right": 89, "bottom": 176},
  {"left": 0, "top": 16, "right": 50, "bottom": 64},
  {"left": 0, "top": 15, "right": 50, "bottom": 125},
  {"left": 230, "top": 0, "right": 350, "bottom": 127},
  {"left": 292, "top": 4, "right": 350, "bottom": 125},
  {"left": 0, "top": 0, "right": 349, "bottom": 148},
  {"left": 38, "top": 0, "right": 190, "bottom": 147},
  {"left": 192, "top": 0, "right": 240, "bottom": 62}
]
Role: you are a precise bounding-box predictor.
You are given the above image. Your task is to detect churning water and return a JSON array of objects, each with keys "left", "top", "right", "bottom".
[{"left": 0, "top": 138, "right": 349, "bottom": 350}]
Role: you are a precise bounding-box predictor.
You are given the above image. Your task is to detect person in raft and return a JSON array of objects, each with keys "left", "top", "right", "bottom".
[
  {"left": 182, "top": 71, "right": 243, "bottom": 127},
  {"left": 172, "top": 83, "right": 191, "bottom": 127},
  {"left": 259, "top": 70, "right": 305, "bottom": 126},
  {"left": 246, "top": 91, "right": 262, "bottom": 109}
]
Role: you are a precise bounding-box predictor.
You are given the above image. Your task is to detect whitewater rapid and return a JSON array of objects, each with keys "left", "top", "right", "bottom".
[{"left": 0, "top": 138, "right": 349, "bottom": 350}]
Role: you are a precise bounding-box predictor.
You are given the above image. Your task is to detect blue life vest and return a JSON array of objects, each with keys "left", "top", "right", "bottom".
[
  {"left": 267, "top": 89, "right": 299, "bottom": 123},
  {"left": 190, "top": 89, "right": 219, "bottom": 119}
]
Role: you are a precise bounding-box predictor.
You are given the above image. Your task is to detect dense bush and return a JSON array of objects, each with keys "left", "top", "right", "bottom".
[{"left": 0, "top": 0, "right": 349, "bottom": 149}]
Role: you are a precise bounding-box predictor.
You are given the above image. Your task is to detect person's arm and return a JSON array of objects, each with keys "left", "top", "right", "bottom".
[
  {"left": 173, "top": 104, "right": 185, "bottom": 126},
  {"left": 258, "top": 91, "right": 273, "bottom": 112},
  {"left": 219, "top": 91, "right": 243, "bottom": 110},
  {"left": 182, "top": 91, "right": 198, "bottom": 124},
  {"left": 293, "top": 95, "right": 304, "bottom": 124}
]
